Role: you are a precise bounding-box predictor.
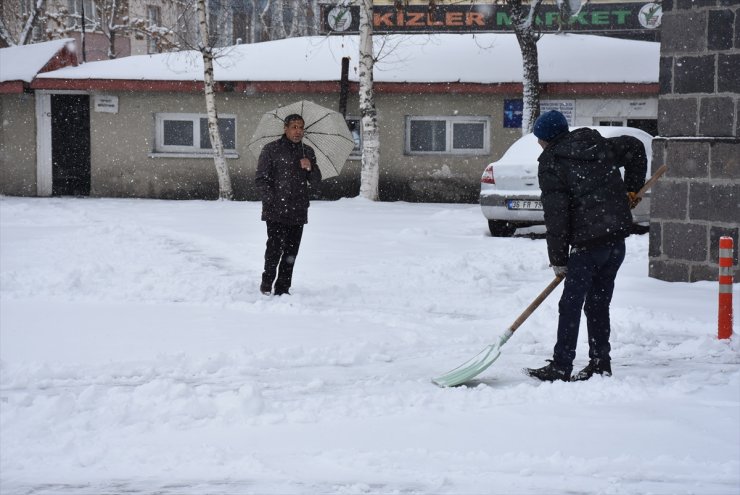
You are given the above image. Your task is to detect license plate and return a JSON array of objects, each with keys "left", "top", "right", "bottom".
[{"left": 507, "top": 199, "right": 543, "bottom": 210}]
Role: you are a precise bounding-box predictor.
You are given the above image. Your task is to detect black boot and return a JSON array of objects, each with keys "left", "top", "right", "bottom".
[
  {"left": 572, "top": 358, "right": 612, "bottom": 381},
  {"left": 524, "top": 360, "right": 572, "bottom": 382},
  {"left": 260, "top": 282, "right": 272, "bottom": 295}
]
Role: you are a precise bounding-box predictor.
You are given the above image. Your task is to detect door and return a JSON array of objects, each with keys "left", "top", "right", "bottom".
[{"left": 51, "top": 94, "right": 91, "bottom": 196}]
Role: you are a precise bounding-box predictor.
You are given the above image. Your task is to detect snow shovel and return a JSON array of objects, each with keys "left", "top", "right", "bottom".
[
  {"left": 431, "top": 165, "right": 668, "bottom": 387},
  {"left": 432, "top": 275, "right": 564, "bottom": 387}
]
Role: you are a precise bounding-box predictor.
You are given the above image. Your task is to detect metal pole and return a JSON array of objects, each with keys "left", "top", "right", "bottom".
[{"left": 80, "top": 0, "right": 86, "bottom": 62}]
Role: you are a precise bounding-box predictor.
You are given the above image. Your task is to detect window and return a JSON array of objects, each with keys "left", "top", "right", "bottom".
[
  {"left": 596, "top": 119, "right": 625, "bottom": 126},
  {"left": 405, "top": 116, "right": 489, "bottom": 155},
  {"left": 345, "top": 117, "right": 362, "bottom": 159},
  {"left": 595, "top": 118, "right": 659, "bottom": 136},
  {"left": 155, "top": 113, "right": 237, "bottom": 155},
  {"left": 66, "top": 0, "right": 99, "bottom": 29},
  {"left": 146, "top": 5, "right": 162, "bottom": 54},
  {"left": 627, "top": 119, "right": 658, "bottom": 136}
]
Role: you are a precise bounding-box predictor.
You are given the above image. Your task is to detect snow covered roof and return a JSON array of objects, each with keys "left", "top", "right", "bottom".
[
  {"left": 0, "top": 38, "right": 76, "bottom": 83},
  {"left": 35, "top": 33, "right": 658, "bottom": 84}
]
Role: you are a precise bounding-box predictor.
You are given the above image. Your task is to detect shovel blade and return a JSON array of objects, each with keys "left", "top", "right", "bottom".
[
  {"left": 431, "top": 329, "right": 514, "bottom": 388},
  {"left": 431, "top": 344, "right": 503, "bottom": 387}
]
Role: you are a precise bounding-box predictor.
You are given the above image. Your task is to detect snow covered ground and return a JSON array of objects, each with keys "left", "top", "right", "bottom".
[{"left": 1, "top": 196, "right": 738, "bottom": 494}]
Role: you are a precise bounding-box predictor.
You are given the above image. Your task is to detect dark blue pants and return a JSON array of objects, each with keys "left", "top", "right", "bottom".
[
  {"left": 553, "top": 239, "right": 625, "bottom": 368},
  {"left": 262, "top": 222, "right": 304, "bottom": 294}
]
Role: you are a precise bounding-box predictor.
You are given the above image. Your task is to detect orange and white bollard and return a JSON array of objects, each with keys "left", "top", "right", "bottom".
[{"left": 718, "top": 236, "right": 734, "bottom": 340}]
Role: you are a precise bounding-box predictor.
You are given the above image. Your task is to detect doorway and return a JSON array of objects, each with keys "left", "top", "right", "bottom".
[{"left": 51, "top": 94, "right": 91, "bottom": 196}]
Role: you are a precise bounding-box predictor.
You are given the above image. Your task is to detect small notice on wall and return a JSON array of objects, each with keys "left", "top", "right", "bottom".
[
  {"left": 541, "top": 100, "right": 575, "bottom": 125},
  {"left": 94, "top": 95, "right": 119, "bottom": 114}
]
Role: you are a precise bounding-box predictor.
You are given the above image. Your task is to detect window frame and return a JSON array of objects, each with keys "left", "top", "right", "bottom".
[
  {"left": 153, "top": 112, "right": 238, "bottom": 156},
  {"left": 146, "top": 5, "right": 162, "bottom": 54},
  {"left": 404, "top": 115, "right": 490, "bottom": 155},
  {"left": 66, "top": 0, "right": 100, "bottom": 30}
]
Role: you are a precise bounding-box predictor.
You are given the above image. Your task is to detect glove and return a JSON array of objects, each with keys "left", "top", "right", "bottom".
[
  {"left": 627, "top": 191, "right": 641, "bottom": 209},
  {"left": 551, "top": 265, "right": 568, "bottom": 277}
]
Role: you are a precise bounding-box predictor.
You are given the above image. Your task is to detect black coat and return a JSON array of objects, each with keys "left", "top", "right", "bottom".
[
  {"left": 537, "top": 128, "right": 647, "bottom": 266},
  {"left": 255, "top": 135, "right": 321, "bottom": 225}
]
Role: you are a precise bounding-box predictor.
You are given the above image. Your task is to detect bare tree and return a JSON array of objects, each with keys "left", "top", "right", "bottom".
[
  {"left": 0, "top": 0, "right": 47, "bottom": 46},
  {"left": 505, "top": 0, "right": 544, "bottom": 135},
  {"left": 196, "top": 0, "right": 233, "bottom": 200},
  {"left": 507, "top": 0, "right": 586, "bottom": 134},
  {"left": 271, "top": 0, "right": 287, "bottom": 39},
  {"left": 1, "top": 0, "right": 190, "bottom": 58},
  {"left": 357, "top": 0, "right": 380, "bottom": 200},
  {"left": 127, "top": 0, "right": 194, "bottom": 55},
  {"left": 93, "top": 0, "right": 127, "bottom": 58},
  {"left": 244, "top": 0, "right": 320, "bottom": 43}
]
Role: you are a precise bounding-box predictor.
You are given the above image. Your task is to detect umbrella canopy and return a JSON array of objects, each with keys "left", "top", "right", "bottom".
[{"left": 248, "top": 100, "right": 356, "bottom": 179}]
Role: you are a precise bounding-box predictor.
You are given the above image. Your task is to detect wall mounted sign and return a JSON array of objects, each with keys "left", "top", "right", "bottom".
[
  {"left": 504, "top": 99, "right": 576, "bottom": 128},
  {"left": 94, "top": 95, "right": 119, "bottom": 114},
  {"left": 320, "top": 2, "right": 661, "bottom": 40}
]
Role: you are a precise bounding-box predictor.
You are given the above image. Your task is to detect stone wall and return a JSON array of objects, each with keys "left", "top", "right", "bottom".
[{"left": 649, "top": 0, "right": 739, "bottom": 282}]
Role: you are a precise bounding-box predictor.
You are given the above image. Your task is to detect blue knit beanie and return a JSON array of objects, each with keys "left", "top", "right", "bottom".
[{"left": 533, "top": 110, "right": 569, "bottom": 141}]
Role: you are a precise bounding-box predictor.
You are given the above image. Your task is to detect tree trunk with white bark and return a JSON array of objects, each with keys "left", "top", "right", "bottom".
[
  {"left": 197, "top": 0, "right": 233, "bottom": 200},
  {"left": 357, "top": 0, "right": 380, "bottom": 201},
  {"left": 508, "top": 0, "right": 543, "bottom": 135}
]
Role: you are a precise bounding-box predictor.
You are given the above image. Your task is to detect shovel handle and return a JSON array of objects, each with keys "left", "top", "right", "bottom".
[
  {"left": 635, "top": 164, "right": 667, "bottom": 199},
  {"left": 508, "top": 275, "right": 564, "bottom": 334},
  {"left": 505, "top": 167, "right": 667, "bottom": 336}
]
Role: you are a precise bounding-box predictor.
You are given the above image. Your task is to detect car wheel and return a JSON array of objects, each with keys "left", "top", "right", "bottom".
[{"left": 488, "top": 220, "right": 517, "bottom": 237}]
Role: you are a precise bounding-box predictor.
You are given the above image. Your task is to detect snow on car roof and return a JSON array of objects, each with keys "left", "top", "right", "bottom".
[{"left": 494, "top": 127, "right": 653, "bottom": 165}]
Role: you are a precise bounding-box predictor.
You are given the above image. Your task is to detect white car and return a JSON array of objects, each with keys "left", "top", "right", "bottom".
[{"left": 480, "top": 126, "right": 654, "bottom": 237}]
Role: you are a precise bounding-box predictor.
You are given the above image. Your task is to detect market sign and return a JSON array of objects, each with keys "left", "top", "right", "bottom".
[{"left": 321, "top": 2, "right": 662, "bottom": 38}]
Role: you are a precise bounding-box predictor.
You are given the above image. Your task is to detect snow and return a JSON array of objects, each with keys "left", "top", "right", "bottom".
[
  {"left": 492, "top": 126, "right": 653, "bottom": 166},
  {"left": 0, "top": 38, "right": 75, "bottom": 82},
  {"left": 1, "top": 196, "right": 737, "bottom": 494},
  {"left": 34, "top": 33, "right": 658, "bottom": 84}
]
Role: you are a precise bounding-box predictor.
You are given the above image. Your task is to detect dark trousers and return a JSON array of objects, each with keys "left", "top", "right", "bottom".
[
  {"left": 553, "top": 239, "right": 625, "bottom": 368},
  {"left": 262, "top": 221, "right": 304, "bottom": 294}
]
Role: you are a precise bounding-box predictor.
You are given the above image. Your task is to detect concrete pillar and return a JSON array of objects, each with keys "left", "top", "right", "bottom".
[{"left": 649, "top": 0, "right": 739, "bottom": 282}]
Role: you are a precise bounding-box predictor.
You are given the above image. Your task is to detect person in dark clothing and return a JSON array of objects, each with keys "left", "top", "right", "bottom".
[
  {"left": 524, "top": 110, "right": 647, "bottom": 382},
  {"left": 255, "top": 114, "right": 321, "bottom": 296}
]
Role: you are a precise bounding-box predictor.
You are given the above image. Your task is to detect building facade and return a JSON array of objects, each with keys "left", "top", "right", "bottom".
[{"left": 0, "top": 34, "right": 660, "bottom": 203}]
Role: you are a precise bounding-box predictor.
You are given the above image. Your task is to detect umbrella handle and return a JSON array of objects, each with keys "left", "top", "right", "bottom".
[{"left": 300, "top": 143, "right": 312, "bottom": 173}]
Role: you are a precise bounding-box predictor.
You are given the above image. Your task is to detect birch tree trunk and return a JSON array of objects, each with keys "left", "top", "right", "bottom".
[
  {"left": 287, "top": 0, "right": 301, "bottom": 37},
  {"left": 272, "top": 0, "right": 287, "bottom": 39},
  {"left": 197, "top": 0, "right": 233, "bottom": 200},
  {"left": 508, "top": 0, "right": 542, "bottom": 135},
  {"left": 249, "top": 0, "right": 260, "bottom": 42},
  {"left": 358, "top": 0, "right": 380, "bottom": 201},
  {"left": 259, "top": 0, "right": 274, "bottom": 40},
  {"left": 513, "top": 26, "right": 540, "bottom": 135},
  {"left": 104, "top": 0, "right": 119, "bottom": 59}
]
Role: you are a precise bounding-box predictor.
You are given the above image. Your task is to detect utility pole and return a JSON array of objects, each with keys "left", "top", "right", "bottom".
[{"left": 80, "top": 0, "right": 87, "bottom": 62}]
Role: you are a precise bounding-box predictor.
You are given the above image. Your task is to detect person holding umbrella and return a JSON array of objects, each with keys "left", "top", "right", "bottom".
[{"left": 255, "top": 114, "right": 321, "bottom": 296}]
